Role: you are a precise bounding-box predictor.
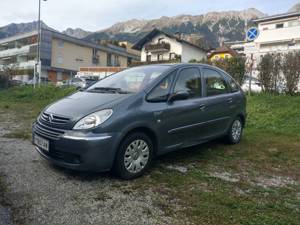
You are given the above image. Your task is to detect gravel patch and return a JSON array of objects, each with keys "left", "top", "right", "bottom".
[
  {"left": 208, "top": 171, "right": 240, "bottom": 183},
  {"left": 165, "top": 165, "right": 188, "bottom": 174},
  {"left": 0, "top": 113, "right": 184, "bottom": 225},
  {"left": 252, "top": 176, "right": 297, "bottom": 188}
]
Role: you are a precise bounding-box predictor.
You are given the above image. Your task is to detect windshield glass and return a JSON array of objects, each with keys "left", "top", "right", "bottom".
[{"left": 86, "top": 65, "right": 170, "bottom": 93}]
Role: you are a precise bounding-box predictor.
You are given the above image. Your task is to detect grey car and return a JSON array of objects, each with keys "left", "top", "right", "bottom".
[{"left": 32, "top": 64, "right": 246, "bottom": 179}]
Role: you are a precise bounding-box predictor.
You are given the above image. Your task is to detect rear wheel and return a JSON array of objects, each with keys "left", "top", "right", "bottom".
[
  {"left": 226, "top": 117, "right": 243, "bottom": 144},
  {"left": 114, "top": 132, "right": 153, "bottom": 179}
]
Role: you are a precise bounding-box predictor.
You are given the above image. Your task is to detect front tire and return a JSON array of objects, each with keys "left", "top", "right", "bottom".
[
  {"left": 113, "top": 132, "right": 153, "bottom": 180},
  {"left": 226, "top": 117, "right": 243, "bottom": 144}
]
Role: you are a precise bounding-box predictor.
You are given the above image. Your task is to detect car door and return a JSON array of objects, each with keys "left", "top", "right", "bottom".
[
  {"left": 200, "top": 67, "right": 233, "bottom": 138},
  {"left": 161, "top": 66, "right": 210, "bottom": 149}
]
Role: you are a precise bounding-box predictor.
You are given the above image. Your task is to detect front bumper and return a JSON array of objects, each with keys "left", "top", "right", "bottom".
[{"left": 32, "top": 122, "right": 121, "bottom": 172}]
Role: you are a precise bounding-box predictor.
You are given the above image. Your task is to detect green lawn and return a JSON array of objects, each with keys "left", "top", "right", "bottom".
[
  {"left": 0, "top": 86, "right": 299, "bottom": 224},
  {"left": 0, "top": 85, "right": 75, "bottom": 139}
]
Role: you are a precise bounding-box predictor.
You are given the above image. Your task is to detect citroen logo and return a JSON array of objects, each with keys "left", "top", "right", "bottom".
[{"left": 49, "top": 114, "right": 54, "bottom": 122}]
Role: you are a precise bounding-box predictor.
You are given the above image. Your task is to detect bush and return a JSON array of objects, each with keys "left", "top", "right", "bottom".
[
  {"left": 257, "top": 53, "right": 275, "bottom": 92},
  {"left": 257, "top": 51, "right": 300, "bottom": 95},
  {"left": 0, "top": 72, "right": 9, "bottom": 89},
  {"left": 216, "top": 57, "right": 245, "bottom": 85},
  {"left": 189, "top": 57, "right": 245, "bottom": 85},
  {"left": 282, "top": 52, "right": 300, "bottom": 95}
]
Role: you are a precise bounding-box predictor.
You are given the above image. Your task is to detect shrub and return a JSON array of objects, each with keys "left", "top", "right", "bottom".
[
  {"left": 257, "top": 53, "right": 277, "bottom": 92},
  {"left": 0, "top": 72, "right": 9, "bottom": 89},
  {"left": 282, "top": 51, "right": 300, "bottom": 95},
  {"left": 0, "top": 65, "right": 17, "bottom": 89},
  {"left": 189, "top": 57, "right": 245, "bottom": 85}
]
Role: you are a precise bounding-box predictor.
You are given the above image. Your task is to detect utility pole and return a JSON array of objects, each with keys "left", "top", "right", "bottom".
[
  {"left": 36, "top": 0, "right": 47, "bottom": 88},
  {"left": 248, "top": 54, "right": 253, "bottom": 96}
]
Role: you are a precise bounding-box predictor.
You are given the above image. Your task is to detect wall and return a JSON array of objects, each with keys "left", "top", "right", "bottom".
[
  {"left": 51, "top": 38, "right": 94, "bottom": 71},
  {"left": 51, "top": 38, "right": 128, "bottom": 70},
  {"left": 181, "top": 43, "right": 207, "bottom": 63}
]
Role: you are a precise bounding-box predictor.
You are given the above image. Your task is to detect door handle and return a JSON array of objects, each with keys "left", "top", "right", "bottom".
[
  {"left": 199, "top": 104, "right": 206, "bottom": 110},
  {"left": 227, "top": 98, "right": 233, "bottom": 103}
]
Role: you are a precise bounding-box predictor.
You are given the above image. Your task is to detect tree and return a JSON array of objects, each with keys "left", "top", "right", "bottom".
[
  {"left": 0, "top": 64, "right": 17, "bottom": 89},
  {"left": 211, "top": 57, "right": 246, "bottom": 85},
  {"left": 189, "top": 57, "right": 246, "bottom": 85},
  {"left": 272, "top": 53, "right": 282, "bottom": 92},
  {"left": 223, "top": 57, "right": 245, "bottom": 85},
  {"left": 257, "top": 53, "right": 274, "bottom": 92},
  {"left": 282, "top": 51, "right": 300, "bottom": 95}
]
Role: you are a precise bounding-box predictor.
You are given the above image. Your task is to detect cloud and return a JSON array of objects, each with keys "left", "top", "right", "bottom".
[{"left": 0, "top": 0, "right": 299, "bottom": 31}]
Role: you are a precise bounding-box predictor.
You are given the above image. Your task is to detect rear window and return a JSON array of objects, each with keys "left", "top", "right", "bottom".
[{"left": 203, "top": 68, "right": 229, "bottom": 96}]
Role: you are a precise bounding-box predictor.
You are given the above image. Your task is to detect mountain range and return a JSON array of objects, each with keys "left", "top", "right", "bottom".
[{"left": 0, "top": 4, "right": 299, "bottom": 48}]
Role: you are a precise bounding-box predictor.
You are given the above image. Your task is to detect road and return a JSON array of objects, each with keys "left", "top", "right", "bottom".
[{"left": 0, "top": 111, "right": 181, "bottom": 225}]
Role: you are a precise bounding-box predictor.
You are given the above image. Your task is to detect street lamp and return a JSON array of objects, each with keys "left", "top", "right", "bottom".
[{"left": 35, "top": 0, "right": 47, "bottom": 88}]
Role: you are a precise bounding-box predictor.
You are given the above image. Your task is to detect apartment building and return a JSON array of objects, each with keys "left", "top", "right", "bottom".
[
  {"left": 0, "top": 29, "right": 139, "bottom": 82},
  {"left": 252, "top": 11, "right": 300, "bottom": 54}
]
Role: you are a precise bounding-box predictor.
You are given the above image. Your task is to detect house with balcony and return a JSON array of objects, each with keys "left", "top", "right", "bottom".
[
  {"left": 0, "top": 29, "right": 139, "bottom": 83},
  {"left": 132, "top": 29, "right": 207, "bottom": 63}
]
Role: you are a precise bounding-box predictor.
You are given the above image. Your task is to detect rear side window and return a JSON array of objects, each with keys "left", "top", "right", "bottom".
[
  {"left": 203, "top": 68, "right": 228, "bottom": 96},
  {"left": 174, "top": 68, "right": 202, "bottom": 99}
]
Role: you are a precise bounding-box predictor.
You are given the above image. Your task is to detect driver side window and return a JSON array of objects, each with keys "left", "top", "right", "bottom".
[{"left": 147, "top": 71, "right": 175, "bottom": 102}]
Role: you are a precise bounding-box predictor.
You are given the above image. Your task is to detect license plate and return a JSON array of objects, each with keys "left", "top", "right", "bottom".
[{"left": 34, "top": 135, "right": 49, "bottom": 152}]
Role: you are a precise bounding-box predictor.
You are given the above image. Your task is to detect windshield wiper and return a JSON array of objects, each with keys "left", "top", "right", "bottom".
[{"left": 87, "top": 87, "right": 132, "bottom": 94}]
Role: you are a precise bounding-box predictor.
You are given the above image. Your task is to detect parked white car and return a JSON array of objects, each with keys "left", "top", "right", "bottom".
[{"left": 242, "top": 76, "right": 262, "bottom": 93}]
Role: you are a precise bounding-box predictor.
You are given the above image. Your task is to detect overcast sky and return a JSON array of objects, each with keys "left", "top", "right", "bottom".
[{"left": 1, "top": 0, "right": 299, "bottom": 31}]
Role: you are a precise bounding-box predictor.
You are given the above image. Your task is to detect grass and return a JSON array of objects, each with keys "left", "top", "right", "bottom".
[
  {"left": 0, "top": 87, "right": 299, "bottom": 224},
  {"left": 0, "top": 85, "right": 75, "bottom": 139}
]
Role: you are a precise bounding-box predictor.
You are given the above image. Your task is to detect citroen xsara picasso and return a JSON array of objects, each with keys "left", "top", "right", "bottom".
[{"left": 32, "top": 64, "right": 246, "bottom": 179}]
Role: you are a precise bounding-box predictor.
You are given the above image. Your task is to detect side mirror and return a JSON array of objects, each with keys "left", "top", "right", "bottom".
[{"left": 168, "top": 90, "right": 189, "bottom": 102}]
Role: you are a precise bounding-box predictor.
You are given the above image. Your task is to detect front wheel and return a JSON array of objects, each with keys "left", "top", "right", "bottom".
[
  {"left": 226, "top": 117, "right": 243, "bottom": 144},
  {"left": 113, "top": 132, "right": 153, "bottom": 180}
]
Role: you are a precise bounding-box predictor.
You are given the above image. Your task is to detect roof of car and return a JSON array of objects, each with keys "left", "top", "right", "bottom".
[
  {"left": 132, "top": 63, "right": 225, "bottom": 74},
  {"left": 134, "top": 63, "right": 208, "bottom": 68}
]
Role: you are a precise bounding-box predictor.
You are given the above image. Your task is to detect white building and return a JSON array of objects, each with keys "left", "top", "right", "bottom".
[
  {"left": 223, "top": 11, "right": 300, "bottom": 84},
  {"left": 253, "top": 11, "right": 300, "bottom": 54},
  {"left": 132, "top": 29, "right": 207, "bottom": 63},
  {"left": 226, "top": 12, "right": 300, "bottom": 60}
]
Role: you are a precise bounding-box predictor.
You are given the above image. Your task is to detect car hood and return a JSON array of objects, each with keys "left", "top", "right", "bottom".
[{"left": 45, "top": 91, "right": 131, "bottom": 119}]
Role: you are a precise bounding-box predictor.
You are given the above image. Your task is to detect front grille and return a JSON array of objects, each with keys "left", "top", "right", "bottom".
[
  {"left": 40, "top": 112, "right": 70, "bottom": 125},
  {"left": 34, "top": 122, "right": 65, "bottom": 140}
]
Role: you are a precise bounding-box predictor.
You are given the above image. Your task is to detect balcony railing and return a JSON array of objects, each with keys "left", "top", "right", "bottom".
[
  {"left": 145, "top": 42, "right": 171, "bottom": 52},
  {"left": 0, "top": 44, "right": 37, "bottom": 59},
  {"left": 0, "top": 60, "right": 36, "bottom": 71}
]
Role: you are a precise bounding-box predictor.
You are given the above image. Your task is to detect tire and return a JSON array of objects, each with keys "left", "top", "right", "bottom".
[
  {"left": 226, "top": 117, "right": 243, "bottom": 144},
  {"left": 113, "top": 132, "right": 153, "bottom": 180}
]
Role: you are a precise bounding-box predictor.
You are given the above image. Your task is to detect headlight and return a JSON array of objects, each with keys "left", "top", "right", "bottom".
[{"left": 73, "top": 109, "right": 113, "bottom": 130}]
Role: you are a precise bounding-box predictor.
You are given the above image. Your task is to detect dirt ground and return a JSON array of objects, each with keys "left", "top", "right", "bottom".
[{"left": 0, "top": 111, "right": 183, "bottom": 225}]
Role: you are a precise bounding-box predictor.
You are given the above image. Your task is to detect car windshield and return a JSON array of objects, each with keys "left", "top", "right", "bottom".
[{"left": 86, "top": 65, "right": 170, "bottom": 94}]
